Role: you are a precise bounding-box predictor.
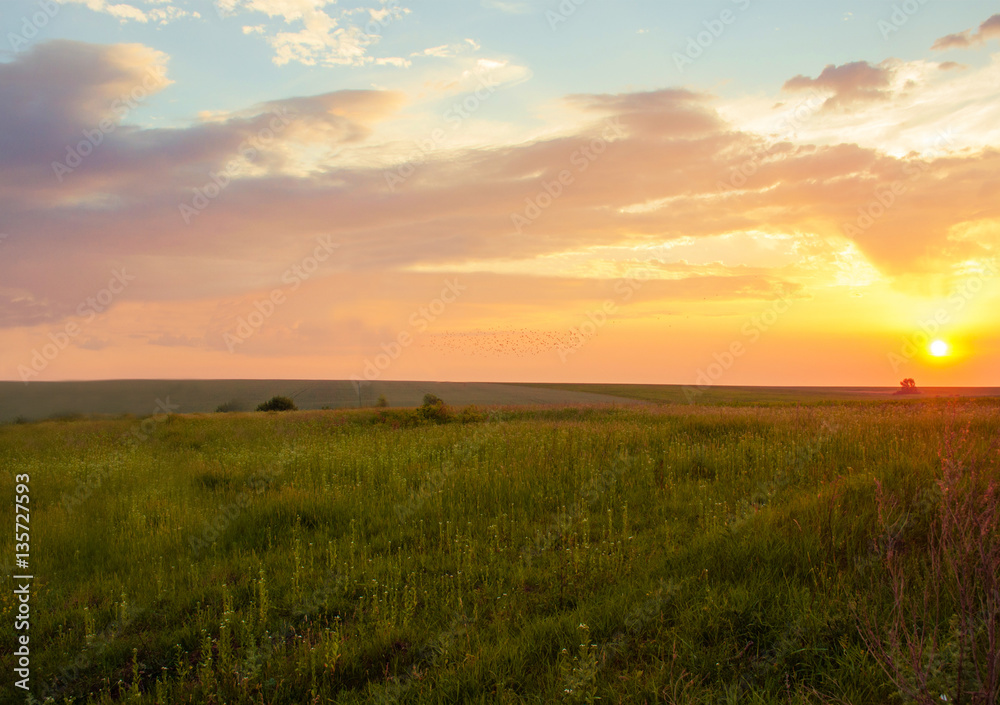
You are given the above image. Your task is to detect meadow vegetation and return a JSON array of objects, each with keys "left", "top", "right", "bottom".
[{"left": 1, "top": 398, "right": 998, "bottom": 704}]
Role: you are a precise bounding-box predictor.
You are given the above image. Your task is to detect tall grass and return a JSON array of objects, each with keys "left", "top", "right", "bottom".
[{"left": 0, "top": 399, "right": 997, "bottom": 703}]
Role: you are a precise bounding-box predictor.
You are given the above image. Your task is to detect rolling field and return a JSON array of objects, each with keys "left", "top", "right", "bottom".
[
  {"left": 0, "top": 381, "right": 642, "bottom": 424},
  {"left": 5, "top": 380, "right": 1000, "bottom": 426},
  {"left": 1, "top": 399, "right": 999, "bottom": 703},
  {"left": 529, "top": 383, "right": 1000, "bottom": 405}
]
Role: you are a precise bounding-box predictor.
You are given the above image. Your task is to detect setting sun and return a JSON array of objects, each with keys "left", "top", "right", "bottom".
[
  {"left": 930, "top": 340, "right": 951, "bottom": 357},
  {"left": 1, "top": 1, "right": 999, "bottom": 390}
]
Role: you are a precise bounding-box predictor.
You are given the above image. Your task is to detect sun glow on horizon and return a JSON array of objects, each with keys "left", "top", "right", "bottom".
[{"left": 930, "top": 339, "right": 950, "bottom": 358}]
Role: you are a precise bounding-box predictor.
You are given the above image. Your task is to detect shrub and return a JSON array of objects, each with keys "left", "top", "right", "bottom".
[
  {"left": 376, "top": 394, "right": 389, "bottom": 408},
  {"left": 256, "top": 396, "right": 297, "bottom": 412},
  {"left": 216, "top": 400, "right": 245, "bottom": 413},
  {"left": 371, "top": 408, "right": 421, "bottom": 428},
  {"left": 419, "top": 394, "right": 450, "bottom": 423},
  {"left": 457, "top": 405, "right": 484, "bottom": 424},
  {"left": 895, "top": 378, "right": 920, "bottom": 395}
]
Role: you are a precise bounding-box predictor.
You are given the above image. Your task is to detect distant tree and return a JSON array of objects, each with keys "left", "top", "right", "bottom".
[
  {"left": 376, "top": 394, "right": 389, "bottom": 408},
  {"left": 419, "top": 393, "right": 450, "bottom": 423},
  {"left": 257, "top": 396, "right": 297, "bottom": 412},
  {"left": 896, "top": 378, "right": 920, "bottom": 395},
  {"left": 216, "top": 400, "right": 245, "bottom": 413}
]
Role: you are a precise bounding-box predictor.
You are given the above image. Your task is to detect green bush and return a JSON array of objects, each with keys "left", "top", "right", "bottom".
[
  {"left": 216, "top": 400, "right": 246, "bottom": 413},
  {"left": 457, "top": 405, "right": 484, "bottom": 423},
  {"left": 256, "top": 396, "right": 297, "bottom": 412},
  {"left": 419, "top": 393, "right": 450, "bottom": 423},
  {"left": 376, "top": 394, "right": 389, "bottom": 408}
]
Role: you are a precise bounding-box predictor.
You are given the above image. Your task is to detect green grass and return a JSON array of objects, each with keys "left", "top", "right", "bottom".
[{"left": 1, "top": 399, "right": 998, "bottom": 703}]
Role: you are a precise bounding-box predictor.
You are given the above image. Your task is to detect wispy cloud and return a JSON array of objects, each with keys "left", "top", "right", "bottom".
[
  {"left": 215, "top": 0, "right": 411, "bottom": 67},
  {"left": 55, "top": 0, "right": 200, "bottom": 24},
  {"left": 932, "top": 13, "right": 1000, "bottom": 50}
]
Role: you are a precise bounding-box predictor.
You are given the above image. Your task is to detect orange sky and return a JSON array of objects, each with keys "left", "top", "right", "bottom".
[{"left": 2, "top": 6, "right": 999, "bottom": 386}]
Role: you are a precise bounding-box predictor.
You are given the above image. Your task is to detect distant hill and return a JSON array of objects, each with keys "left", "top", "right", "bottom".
[
  {"left": 526, "top": 383, "right": 1000, "bottom": 405},
  {"left": 2, "top": 380, "right": 998, "bottom": 423},
  {"left": 0, "top": 379, "right": 641, "bottom": 423}
]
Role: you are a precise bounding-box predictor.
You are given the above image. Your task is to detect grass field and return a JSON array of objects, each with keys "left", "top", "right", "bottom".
[{"left": 2, "top": 398, "right": 999, "bottom": 703}]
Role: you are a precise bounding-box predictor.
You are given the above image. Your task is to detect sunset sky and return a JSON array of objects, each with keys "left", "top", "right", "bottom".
[{"left": 1, "top": 0, "right": 999, "bottom": 385}]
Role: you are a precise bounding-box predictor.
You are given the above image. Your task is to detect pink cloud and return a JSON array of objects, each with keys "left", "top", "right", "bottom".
[
  {"left": 783, "top": 61, "right": 896, "bottom": 112},
  {"left": 932, "top": 13, "right": 1000, "bottom": 50}
]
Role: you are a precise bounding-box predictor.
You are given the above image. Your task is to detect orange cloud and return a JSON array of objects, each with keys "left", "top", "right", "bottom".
[{"left": 2, "top": 40, "right": 999, "bottom": 384}]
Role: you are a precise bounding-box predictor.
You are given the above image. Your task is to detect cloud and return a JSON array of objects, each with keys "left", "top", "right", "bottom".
[
  {"left": 217, "top": 0, "right": 411, "bottom": 67},
  {"left": 0, "top": 40, "right": 172, "bottom": 168},
  {"left": 54, "top": 0, "right": 199, "bottom": 24},
  {"left": 783, "top": 60, "right": 896, "bottom": 112},
  {"left": 568, "top": 89, "right": 725, "bottom": 138},
  {"left": 2, "top": 40, "right": 999, "bottom": 354},
  {"left": 411, "top": 39, "right": 480, "bottom": 59},
  {"left": 932, "top": 13, "right": 1000, "bottom": 50},
  {"left": 0, "top": 41, "right": 404, "bottom": 207}
]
